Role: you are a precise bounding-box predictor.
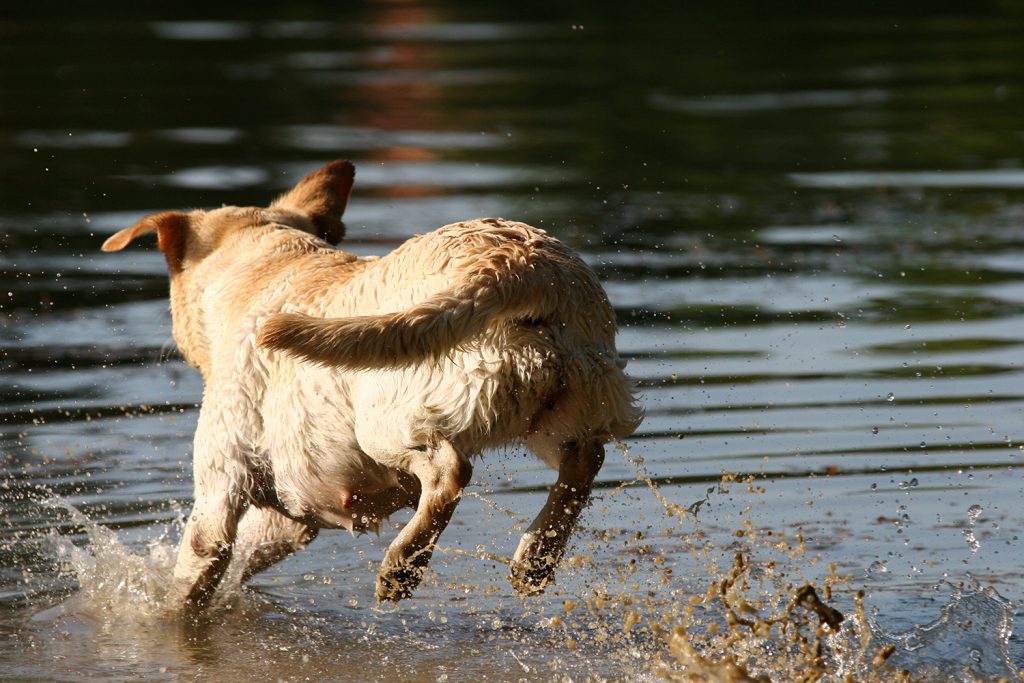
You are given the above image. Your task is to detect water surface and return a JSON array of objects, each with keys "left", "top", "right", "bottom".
[{"left": 2, "top": 3, "right": 1023, "bottom": 680}]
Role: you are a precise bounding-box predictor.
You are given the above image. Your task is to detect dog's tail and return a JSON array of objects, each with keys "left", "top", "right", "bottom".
[{"left": 257, "top": 239, "right": 609, "bottom": 370}]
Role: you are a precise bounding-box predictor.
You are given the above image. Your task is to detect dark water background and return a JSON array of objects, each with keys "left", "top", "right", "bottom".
[{"left": 2, "top": 2, "right": 1023, "bottom": 680}]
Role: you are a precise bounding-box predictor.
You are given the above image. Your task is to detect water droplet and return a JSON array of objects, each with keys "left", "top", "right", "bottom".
[
  {"left": 886, "top": 392, "right": 895, "bottom": 402},
  {"left": 871, "top": 426, "right": 879, "bottom": 434},
  {"left": 868, "top": 560, "right": 888, "bottom": 574},
  {"left": 964, "top": 505, "right": 983, "bottom": 551}
]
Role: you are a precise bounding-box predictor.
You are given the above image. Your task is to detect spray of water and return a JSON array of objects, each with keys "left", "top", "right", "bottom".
[{"left": 24, "top": 444, "right": 1024, "bottom": 682}]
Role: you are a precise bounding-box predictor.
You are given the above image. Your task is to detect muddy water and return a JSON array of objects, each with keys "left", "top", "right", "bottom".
[{"left": 2, "top": 3, "right": 1024, "bottom": 681}]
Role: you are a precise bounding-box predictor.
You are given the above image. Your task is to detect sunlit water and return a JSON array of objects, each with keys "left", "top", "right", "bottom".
[{"left": 2, "top": 4, "right": 1023, "bottom": 681}]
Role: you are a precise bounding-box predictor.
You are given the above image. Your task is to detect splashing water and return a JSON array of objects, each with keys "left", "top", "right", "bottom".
[
  {"left": 655, "top": 544, "right": 1021, "bottom": 682},
  {"left": 964, "top": 504, "right": 984, "bottom": 554},
  {"left": 604, "top": 448, "right": 1022, "bottom": 682},
  {"left": 17, "top": 451, "right": 1024, "bottom": 682},
  {"left": 33, "top": 498, "right": 262, "bottom": 630},
  {"left": 862, "top": 578, "right": 1020, "bottom": 682},
  {"left": 40, "top": 499, "right": 179, "bottom": 621}
]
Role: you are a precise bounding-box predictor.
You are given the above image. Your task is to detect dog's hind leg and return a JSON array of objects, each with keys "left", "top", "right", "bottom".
[
  {"left": 509, "top": 438, "right": 605, "bottom": 596},
  {"left": 234, "top": 506, "right": 319, "bottom": 583},
  {"left": 375, "top": 439, "right": 472, "bottom": 602}
]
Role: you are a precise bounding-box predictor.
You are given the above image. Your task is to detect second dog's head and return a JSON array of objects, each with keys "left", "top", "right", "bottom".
[{"left": 101, "top": 160, "right": 356, "bottom": 375}]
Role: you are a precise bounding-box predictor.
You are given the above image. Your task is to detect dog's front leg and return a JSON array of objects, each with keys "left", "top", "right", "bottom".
[
  {"left": 376, "top": 440, "right": 472, "bottom": 602},
  {"left": 509, "top": 439, "right": 605, "bottom": 596},
  {"left": 169, "top": 402, "right": 251, "bottom": 615},
  {"left": 172, "top": 492, "right": 242, "bottom": 614}
]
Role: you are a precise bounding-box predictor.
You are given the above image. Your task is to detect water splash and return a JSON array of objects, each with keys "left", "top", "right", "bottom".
[
  {"left": 602, "top": 447, "right": 1022, "bottom": 683},
  {"left": 655, "top": 549, "right": 1020, "bottom": 682},
  {"left": 17, "top": 463, "right": 1023, "bottom": 683},
  {"left": 861, "top": 578, "right": 1020, "bottom": 682},
  {"left": 963, "top": 504, "right": 984, "bottom": 553},
  {"left": 38, "top": 500, "right": 178, "bottom": 621},
  {"left": 34, "top": 498, "right": 257, "bottom": 625}
]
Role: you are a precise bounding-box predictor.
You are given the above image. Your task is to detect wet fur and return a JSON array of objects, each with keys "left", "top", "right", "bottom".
[{"left": 101, "top": 160, "right": 641, "bottom": 612}]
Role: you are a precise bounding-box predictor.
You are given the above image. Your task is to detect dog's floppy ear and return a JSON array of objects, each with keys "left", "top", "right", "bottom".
[
  {"left": 272, "top": 160, "right": 355, "bottom": 244},
  {"left": 102, "top": 211, "right": 191, "bottom": 272}
]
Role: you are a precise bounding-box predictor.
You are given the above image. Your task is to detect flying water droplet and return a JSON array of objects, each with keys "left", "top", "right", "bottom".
[{"left": 964, "top": 504, "right": 984, "bottom": 552}]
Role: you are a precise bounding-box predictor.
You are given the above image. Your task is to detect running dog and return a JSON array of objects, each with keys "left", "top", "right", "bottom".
[{"left": 102, "top": 160, "right": 641, "bottom": 612}]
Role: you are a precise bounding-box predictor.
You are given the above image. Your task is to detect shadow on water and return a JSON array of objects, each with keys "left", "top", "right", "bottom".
[{"left": 2, "top": 0, "right": 1024, "bottom": 680}]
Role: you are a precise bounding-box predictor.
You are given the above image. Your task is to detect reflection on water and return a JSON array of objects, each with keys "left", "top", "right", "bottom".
[
  {"left": 2, "top": 1, "right": 1024, "bottom": 680},
  {"left": 791, "top": 169, "right": 1024, "bottom": 189}
]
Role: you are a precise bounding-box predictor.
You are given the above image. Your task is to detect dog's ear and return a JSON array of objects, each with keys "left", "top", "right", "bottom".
[
  {"left": 272, "top": 160, "right": 355, "bottom": 244},
  {"left": 102, "top": 211, "right": 191, "bottom": 272}
]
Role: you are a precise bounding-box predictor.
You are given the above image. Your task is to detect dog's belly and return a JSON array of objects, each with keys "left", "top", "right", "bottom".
[
  {"left": 269, "top": 450, "right": 416, "bottom": 533},
  {"left": 303, "top": 485, "right": 414, "bottom": 533},
  {"left": 259, "top": 389, "right": 418, "bottom": 532}
]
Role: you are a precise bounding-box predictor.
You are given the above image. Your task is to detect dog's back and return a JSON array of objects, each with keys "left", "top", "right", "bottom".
[{"left": 259, "top": 218, "right": 641, "bottom": 456}]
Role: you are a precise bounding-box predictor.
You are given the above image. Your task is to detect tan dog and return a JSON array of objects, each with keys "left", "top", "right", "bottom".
[{"left": 102, "top": 160, "right": 641, "bottom": 612}]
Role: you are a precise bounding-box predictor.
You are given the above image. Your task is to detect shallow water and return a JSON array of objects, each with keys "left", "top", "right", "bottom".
[{"left": 2, "top": 3, "right": 1024, "bottom": 681}]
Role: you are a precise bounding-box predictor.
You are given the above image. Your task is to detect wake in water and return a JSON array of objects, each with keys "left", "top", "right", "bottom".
[{"left": 23, "top": 449, "right": 1024, "bottom": 682}]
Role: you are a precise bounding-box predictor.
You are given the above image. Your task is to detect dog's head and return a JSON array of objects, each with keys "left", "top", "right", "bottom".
[
  {"left": 102, "top": 160, "right": 356, "bottom": 269},
  {"left": 101, "top": 160, "right": 356, "bottom": 374}
]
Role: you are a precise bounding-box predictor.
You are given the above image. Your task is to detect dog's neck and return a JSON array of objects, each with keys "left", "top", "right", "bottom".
[
  {"left": 167, "top": 224, "right": 354, "bottom": 380},
  {"left": 169, "top": 269, "right": 212, "bottom": 379}
]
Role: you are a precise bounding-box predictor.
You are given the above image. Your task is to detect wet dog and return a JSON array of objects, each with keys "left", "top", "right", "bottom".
[{"left": 102, "top": 160, "right": 640, "bottom": 612}]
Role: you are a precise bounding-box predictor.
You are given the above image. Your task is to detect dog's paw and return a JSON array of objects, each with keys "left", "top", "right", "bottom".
[
  {"left": 375, "top": 563, "right": 424, "bottom": 602},
  {"left": 508, "top": 556, "right": 556, "bottom": 596}
]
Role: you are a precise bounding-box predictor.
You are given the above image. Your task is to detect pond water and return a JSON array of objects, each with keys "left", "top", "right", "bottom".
[{"left": 2, "top": 3, "right": 1023, "bottom": 681}]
